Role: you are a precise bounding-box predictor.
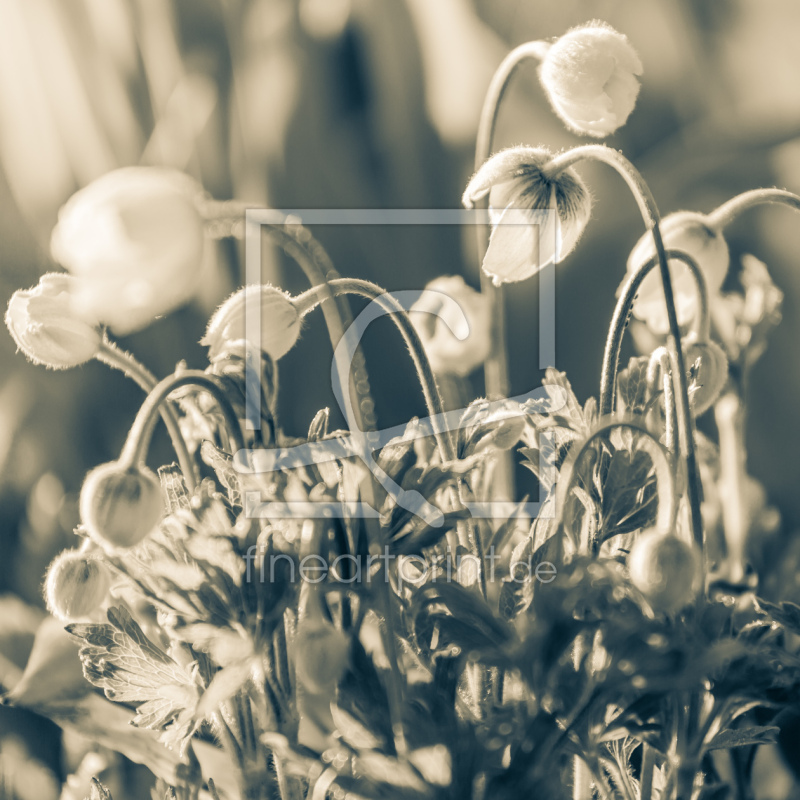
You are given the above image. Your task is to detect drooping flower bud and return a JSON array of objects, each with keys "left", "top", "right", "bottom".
[
  {"left": 463, "top": 147, "right": 591, "bottom": 285},
  {"left": 627, "top": 529, "right": 702, "bottom": 614},
  {"left": 408, "top": 275, "right": 491, "bottom": 376},
  {"left": 5, "top": 273, "right": 101, "bottom": 369},
  {"left": 51, "top": 167, "right": 205, "bottom": 336},
  {"left": 44, "top": 550, "right": 111, "bottom": 620},
  {"left": 539, "top": 22, "right": 643, "bottom": 137},
  {"left": 201, "top": 285, "right": 302, "bottom": 361},
  {"left": 623, "top": 211, "right": 730, "bottom": 335},
  {"left": 80, "top": 461, "right": 164, "bottom": 549}
]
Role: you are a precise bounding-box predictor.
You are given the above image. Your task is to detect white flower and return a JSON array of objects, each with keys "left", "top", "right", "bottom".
[
  {"left": 5, "top": 273, "right": 101, "bottom": 369},
  {"left": 409, "top": 276, "right": 491, "bottom": 377},
  {"left": 539, "top": 22, "right": 643, "bottom": 137},
  {"left": 463, "top": 147, "right": 591, "bottom": 285},
  {"left": 51, "top": 167, "right": 205, "bottom": 335},
  {"left": 624, "top": 211, "right": 729, "bottom": 335},
  {"left": 202, "top": 285, "right": 302, "bottom": 360}
]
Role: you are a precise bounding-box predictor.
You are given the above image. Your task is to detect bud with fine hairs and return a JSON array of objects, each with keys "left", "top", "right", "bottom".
[
  {"left": 5, "top": 273, "right": 101, "bottom": 369},
  {"left": 409, "top": 275, "right": 491, "bottom": 377},
  {"left": 539, "top": 21, "right": 643, "bottom": 137},
  {"left": 45, "top": 550, "right": 111, "bottom": 621},
  {"left": 202, "top": 285, "right": 302, "bottom": 361},
  {"left": 463, "top": 146, "right": 592, "bottom": 285},
  {"left": 80, "top": 461, "right": 165, "bottom": 550},
  {"left": 50, "top": 167, "right": 205, "bottom": 336},
  {"left": 623, "top": 211, "right": 730, "bottom": 335}
]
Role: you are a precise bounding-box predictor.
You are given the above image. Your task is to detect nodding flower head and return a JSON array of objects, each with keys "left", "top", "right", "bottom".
[
  {"left": 80, "top": 461, "right": 164, "bottom": 550},
  {"left": 624, "top": 211, "right": 729, "bottom": 335},
  {"left": 45, "top": 550, "right": 111, "bottom": 620},
  {"left": 463, "top": 146, "right": 591, "bottom": 285},
  {"left": 409, "top": 276, "right": 491, "bottom": 377},
  {"left": 539, "top": 21, "right": 643, "bottom": 138},
  {"left": 5, "top": 273, "right": 101, "bottom": 369},
  {"left": 202, "top": 285, "right": 302, "bottom": 361}
]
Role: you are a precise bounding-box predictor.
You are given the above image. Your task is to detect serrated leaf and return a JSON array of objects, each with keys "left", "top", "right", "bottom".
[
  {"left": 158, "top": 465, "right": 191, "bottom": 514},
  {"left": 617, "top": 356, "right": 651, "bottom": 414},
  {"left": 200, "top": 441, "right": 241, "bottom": 507},
  {"left": 87, "top": 777, "right": 113, "bottom": 800},
  {"left": 705, "top": 725, "right": 779, "bottom": 751}
]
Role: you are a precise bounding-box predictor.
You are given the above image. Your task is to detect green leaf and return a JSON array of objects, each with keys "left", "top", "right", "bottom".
[
  {"left": 200, "top": 441, "right": 241, "bottom": 507},
  {"left": 158, "top": 465, "right": 191, "bottom": 514},
  {"left": 705, "top": 725, "right": 779, "bottom": 751},
  {"left": 617, "top": 356, "right": 651, "bottom": 414}
]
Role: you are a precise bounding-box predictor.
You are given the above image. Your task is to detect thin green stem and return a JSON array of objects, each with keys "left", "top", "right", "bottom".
[
  {"left": 647, "top": 348, "right": 678, "bottom": 454},
  {"left": 473, "top": 41, "right": 549, "bottom": 499},
  {"left": 706, "top": 188, "right": 800, "bottom": 230},
  {"left": 545, "top": 145, "right": 704, "bottom": 552},
  {"left": 120, "top": 371, "right": 245, "bottom": 469},
  {"left": 96, "top": 339, "right": 198, "bottom": 488},
  {"left": 600, "top": 249, "right": 709, "bottom": 417}
]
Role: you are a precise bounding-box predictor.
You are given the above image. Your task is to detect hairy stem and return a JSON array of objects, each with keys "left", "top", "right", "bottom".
[
  {"left": 706, "top": 188, "right": 800, "bottom": 230},
  {"left": 120, "top": 371, "right": 245, "bottom": 469},
  {"left": 96, "top": 340, "right": 198, "bottom": 488},
  {"left": 545, "top": 145, "right": 704, "bottom": 552}
]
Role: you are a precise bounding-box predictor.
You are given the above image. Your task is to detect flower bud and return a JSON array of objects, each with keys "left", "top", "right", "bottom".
[
  {"left": 409, "top": 276, "right": 491, "bottom": 376},
  {"left": 201, "top": 285, "right": 301, "bottom": 361},
  {"left": 5, "top": 273, "right": 101, "bottom": 369},
  {"left": 685, "top": 339, "right": 728, "bottom": 415},
  {"left": 624, "top": 211, "right": 729, "bottom": 335},
  {"left": 463, "top": 147, "right": 591, "bottom": 285},
  {"left": 45, "top": 550, "right": 111, "bottom": 620},
  {"left": 80, "top": 462, "right": 164, "bottom": 549},
  {"left": 539, "top": 22, "right": 643, "bottom": 137},
  {"left": 51, "top": 167, "right": 205, "bottom": 335},
  {"left": 628, "top": 529, "right": 702, "bottom": 614}
]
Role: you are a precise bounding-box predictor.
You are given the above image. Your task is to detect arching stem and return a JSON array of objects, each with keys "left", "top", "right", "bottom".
[
  {"left": 600, "top": 249, "right": 709, "bottom": 416},
  {"left": 120, "top": 371, "right": 245, "bottom": 470},
  {"left": 706, "top": 188, "right": 800, "bottom": 230},
  {"left": 95, "top": 339, "right": 198, "bottom": 488},
  {"left": 473, "top": 40, "right": 551, "bottom": 500},
  {"left": 545, "top": 145, "right": 703, "bottom": 552}
]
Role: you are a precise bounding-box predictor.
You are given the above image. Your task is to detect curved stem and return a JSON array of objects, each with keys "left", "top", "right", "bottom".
[
  {"left": 545, "top": 145, "right": 704, "bottom": 552},
  {"left": 201, "top": 199, "right": 375, "bottom": 434},
  {"left": 120, "top": 371, "right": 245, "bottom": 469},
  {"left": 647, "top": 348, "right": 678, "bottom": 453},
  {"left": 473, "top": 41, "right": 549, "bottom": 499},
  {"left": 552, "top": 418, "right": 676, "bottom": 554},
  {"left": 600, "top": 249, "right": 709, "bottom": 417},
  {"left": 95, "top": 339, "right": 198, "bottom": 489},
  {"left": 706, "top": 188, "right": 800, "bottom": 230},
  {"left": 295, "top": 280, "right": 455, "bottom": 463}
]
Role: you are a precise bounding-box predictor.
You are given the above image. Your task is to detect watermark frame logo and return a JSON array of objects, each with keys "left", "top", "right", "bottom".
[{"left": 233, "top": 208, "right": 566, "bottom": 525}]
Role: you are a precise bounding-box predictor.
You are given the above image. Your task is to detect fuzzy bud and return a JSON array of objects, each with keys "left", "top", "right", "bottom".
[
  {"left": 628, "top": 529, "right": 702, "bottom": 614},
  {"left": 5, "top": 273, "right": 101, "bottom": 369},
  {"left": 463, "top": 146, "right": 591, "bottom": 285},
  {"left": 539, "top": 22, "right": 643, "bottom": 137},
  {"left": 45, "top": 550, "right": 111, "bottom": 620},
  {"left": 201, "top": 285, "right": 302, "bottom": 361},
  {"left": 408, "top": 276, "right": 491, "bottom": 376},
  {"left": 624, "top": 211, "right": 729, "bottom": 335},
  {"left": 80, "top": 462, "right": 164, "bottom": 549},
  {"left": 51, "top": 167, "right": 205, "bottom": 335}
]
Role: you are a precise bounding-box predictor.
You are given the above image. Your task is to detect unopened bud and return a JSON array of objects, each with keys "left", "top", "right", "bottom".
[
  {"left": 80, "top": 462, "right": 164, "bottom": 549},
  {"left": 5, "top": 274, "right": 101, "bottom": 369},
  {"left": 628, "top": 529, "right": 702, "bottom": 614},
  {"left": 625, "top": 211, "right": 729, "bottom": 335},
  {"left": 45, "top": 550, "right": 110, "bottom": 620},
  {"left": 202, "top": 285, "right": 301, "bottom": 361},
  {"left": 539, "top": 22, "right": 643, "bottom": 137}
]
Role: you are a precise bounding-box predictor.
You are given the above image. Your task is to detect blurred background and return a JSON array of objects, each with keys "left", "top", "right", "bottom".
[{"left": 2, "top": 0, "right": 800, "bottom": 794}]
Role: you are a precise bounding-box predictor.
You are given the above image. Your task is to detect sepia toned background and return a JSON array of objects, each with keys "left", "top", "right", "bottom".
[{"left": 1, "top": 1, "right": 800, "bottom": 794}]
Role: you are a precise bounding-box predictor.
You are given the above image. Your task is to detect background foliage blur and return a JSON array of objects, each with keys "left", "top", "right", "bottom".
[{"left": 1, "top": 0, "right": 800, "bottom": 792}]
